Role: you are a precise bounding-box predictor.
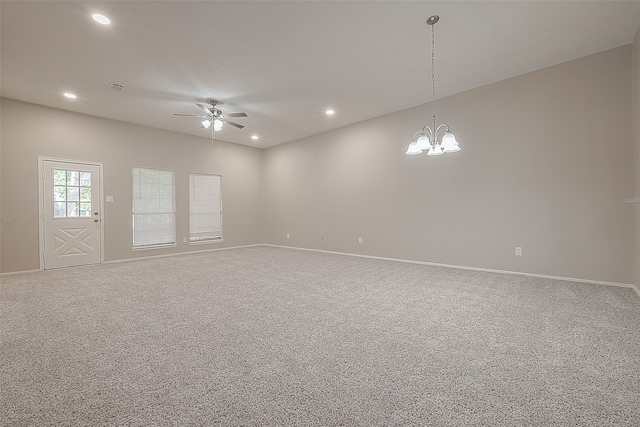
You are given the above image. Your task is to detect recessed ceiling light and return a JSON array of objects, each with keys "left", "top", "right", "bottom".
[
  {"left": 92, "top": 13, "right": 110, "bottom": 25},
  {"left": 64, "top": 93, "right": 77, "bottom": 99},
  {"left": 325, "top": 109, "right": 335, "bottom": 115},
  {"left": 251, "top": 135, "right": 259, "bottom": 140}
]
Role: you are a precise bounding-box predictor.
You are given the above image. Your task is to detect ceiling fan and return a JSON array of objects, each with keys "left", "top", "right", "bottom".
[{"left": 173, "top": 99, "right": 247, "bottom": 134}]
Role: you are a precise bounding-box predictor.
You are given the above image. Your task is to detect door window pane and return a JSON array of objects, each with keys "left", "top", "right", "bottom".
[
  {"left": 54, "top": 202, "right": 66, "bottom": 218},
  {"left": 67, "top": 202, "right": 79, "bottom": 217},
  {"left": 80, "top": 187, "right": 91, "bottom": 202},
  {"left": 54, "top": 170, "right": 66, "bottom": 185},
  {"left": 80, "top": 203, "right": 92, "bottom": 217},
  {"left": 54, "top": 186, "right": 66, "bottom": 201},
  {"left": 67, "top": 171, "right": 79, "bottom": 185},
  {"left": 67, "top": 187, "right": 79, "bottom": 201},
  {"left": 79, "top": 172, "right": 91, "bottom": 186}
]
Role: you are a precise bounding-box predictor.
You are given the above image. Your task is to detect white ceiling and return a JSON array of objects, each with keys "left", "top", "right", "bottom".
[{"left": 2, "top": 1, "right": 640, "bottom": 148}]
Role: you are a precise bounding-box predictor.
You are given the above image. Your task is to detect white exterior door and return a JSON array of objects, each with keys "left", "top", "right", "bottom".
[{"left": 41, "top": 160, "right": 102, "bottom": 269}]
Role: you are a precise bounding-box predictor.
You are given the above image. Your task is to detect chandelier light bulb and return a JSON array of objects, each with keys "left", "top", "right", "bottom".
[
  {"left": 442, "top": 132, "right": 460, "bottom": 153},
  {"left": 406, "top": 141, "right": 423, "bottom": 155},
  {"left": 416, "top": 135, "right": 430, "bottom": 151},
  {"left": 427, "top": 144, "right": 444, "bottom": 156}
]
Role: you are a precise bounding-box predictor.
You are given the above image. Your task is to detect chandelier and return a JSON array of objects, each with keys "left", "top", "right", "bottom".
[{"left": 406, "top": 15, "right": 461, "bottom": 156}]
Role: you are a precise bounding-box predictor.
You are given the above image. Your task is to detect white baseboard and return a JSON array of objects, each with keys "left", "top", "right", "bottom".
[
  {"left": 103, "top": 244, "right": 264, "bottom": 265},
  {"left": 0, "top": 268, "right": 41, "bottom": 277},
  {"left": 265, "top": 244, "right": 640, "bottom": 300},
  {"left": 0, "top": 244, "right": 263, "bottom": 275}
]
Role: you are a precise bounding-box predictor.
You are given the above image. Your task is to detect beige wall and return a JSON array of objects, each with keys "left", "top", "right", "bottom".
[
  {"left": 0, "top": 100, "right": 3, "bottom": 273},
  {"left": 263, "top": 46, "right": 634, "bottom": 284},
  {"left": 0, "top": 99, "right": 263, "bottom": 273},
  {"left": 634, "top": 26, "right": 640, "bottom": 293},
  {"left": 1, "top": 45, "right": 636, "bottom": 284}
]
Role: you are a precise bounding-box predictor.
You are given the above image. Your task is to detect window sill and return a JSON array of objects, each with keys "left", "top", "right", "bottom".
[
  {"left": 189, "top": 239, "right": 224, "bottom": 246},
  {"left": 132, "top": 243, "right": 177, "bottom": 251}
]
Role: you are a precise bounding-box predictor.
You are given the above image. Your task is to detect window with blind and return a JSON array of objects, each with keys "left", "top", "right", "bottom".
[
  {"left": 189, "top": 173, "right": 222, "bottom": 243},
  {"left": 132, "top": 167, "right": 176, "bottom": 247}
]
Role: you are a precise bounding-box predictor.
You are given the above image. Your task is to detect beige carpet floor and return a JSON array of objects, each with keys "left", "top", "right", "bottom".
[{"left": 1, "top": 246, "right": 639, "bottom": 426}]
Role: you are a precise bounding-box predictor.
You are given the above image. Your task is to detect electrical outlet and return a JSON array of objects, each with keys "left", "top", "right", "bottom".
[
  {"left": 183, "top": 237, "right": 187, "bottom": 243},
  {"left": 320, "top": 235, "right": 324, "bottom": 241},
  {"left": 358, "top": 237, "right": 363, "bottom": 244},
  {"left": 286, "top": 233, "right": 290, "bottom": 239},
  {"left": 515, "top": 246, "right": 523, "bottom": 256}
]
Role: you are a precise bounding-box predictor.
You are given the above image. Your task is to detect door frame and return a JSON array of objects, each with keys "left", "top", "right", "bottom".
[{"left": 38, "top": 156, "right": 105, "bottom": 270}]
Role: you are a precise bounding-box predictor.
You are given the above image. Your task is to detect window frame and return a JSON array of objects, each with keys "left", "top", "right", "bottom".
[
  {"left": 131, "top": 167, "right": 176, "bottom": 249},
  {"left": 188, "top": 172, "right": 223, "bottom": 245}
]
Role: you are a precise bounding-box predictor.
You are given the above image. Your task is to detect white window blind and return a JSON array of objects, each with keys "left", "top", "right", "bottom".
[
  {"left": 189, "top": 173, "right": 222, "bottom": 242},
  {"left": 132, "top": 167, "right": 175, "bottom": 247}
]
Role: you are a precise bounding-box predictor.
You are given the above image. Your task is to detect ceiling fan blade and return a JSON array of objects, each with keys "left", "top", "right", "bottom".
[
  {"left": 195, "top": 102, "right": 213, "bottom": 115},
  {"left": 226, "top": 112, "right": 248, "bottom": 118},
  {"left": 173, "top": 113, "right": 209, "bottom": 118},
  {"left": 225, "top": 121, "right": 245, "bottom": 129}
]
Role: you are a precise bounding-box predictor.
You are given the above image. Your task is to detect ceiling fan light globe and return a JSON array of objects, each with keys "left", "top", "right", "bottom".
[{"left": 201, "top": 119, "right": 211, "bottom": 129}]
